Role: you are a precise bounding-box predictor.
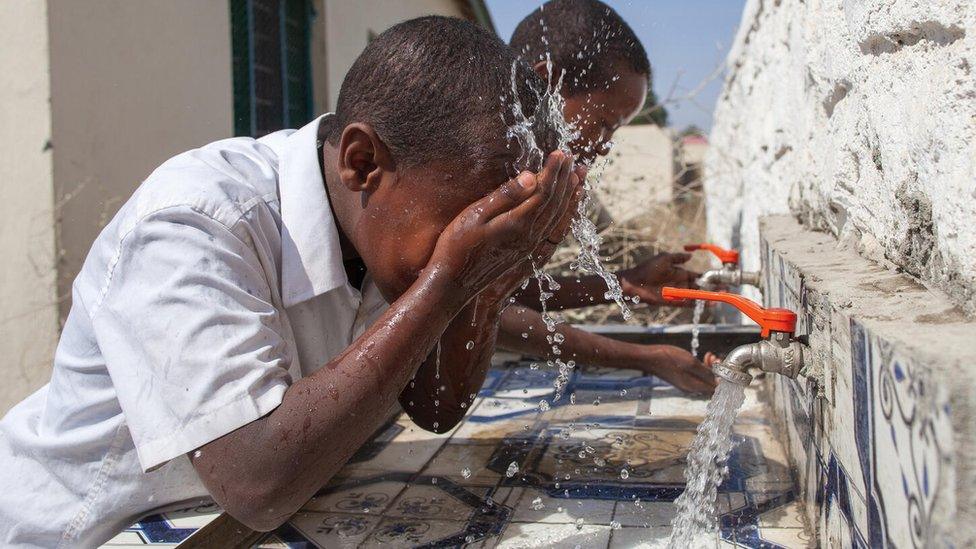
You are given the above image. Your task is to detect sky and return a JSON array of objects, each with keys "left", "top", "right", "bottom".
[{"left": 485, "top": 0, "right": 747, "bottom": 132}]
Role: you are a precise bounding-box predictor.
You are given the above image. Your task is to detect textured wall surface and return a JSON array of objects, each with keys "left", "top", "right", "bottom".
[
  {"left": 591, "top": 125, "right": 673, "bottom": 224},
  {"left": 0, "top": 1, "right": 60, "bottom": 413},
  {"left": 761, "top": 216, "right": 974, "bottom": 548},
  {"left": 705, "top": 0, "right": 976, "bottom": 313},
  {"left": 48, "top": 0, "right": 234, "bottom": 321}
]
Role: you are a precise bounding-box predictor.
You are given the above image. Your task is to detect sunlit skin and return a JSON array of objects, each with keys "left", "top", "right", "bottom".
[
  {"left": 496, "top": 62, "right": 718, "bottom": 396},
  {"left": 189, "top": 117, "right": 585, "bottom": 532}
]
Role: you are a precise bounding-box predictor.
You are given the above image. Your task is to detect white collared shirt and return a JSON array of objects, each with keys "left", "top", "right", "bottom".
[{"left": 0, "top": 115, "right": 388, "bottom": 548}]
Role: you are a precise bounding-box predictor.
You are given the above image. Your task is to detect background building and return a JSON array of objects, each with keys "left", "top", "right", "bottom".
[{"left": 0, "top": 0, "right": 492, "bottom": 414}]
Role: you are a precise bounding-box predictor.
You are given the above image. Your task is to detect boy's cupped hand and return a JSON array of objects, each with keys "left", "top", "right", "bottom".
[{"left": 427, "top": 151, "right": 585, "bottom": 302}]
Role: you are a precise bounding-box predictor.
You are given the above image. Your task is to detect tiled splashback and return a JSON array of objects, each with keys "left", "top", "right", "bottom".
[{"left": 758, "top": 216, "right": 966, "bottom": 548}]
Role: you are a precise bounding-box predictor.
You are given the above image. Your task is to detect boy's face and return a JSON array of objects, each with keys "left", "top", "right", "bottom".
[
  {"left": 351, "top": 164, "right": 501, "bottom": 301},
  {"left": 563, "top": 68, "right": 648, "bottom": 163}
]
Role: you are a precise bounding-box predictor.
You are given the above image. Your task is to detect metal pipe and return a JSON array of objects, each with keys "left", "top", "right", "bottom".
[{"left": 712, "top": 333, "right": 805, "bottom": 385}]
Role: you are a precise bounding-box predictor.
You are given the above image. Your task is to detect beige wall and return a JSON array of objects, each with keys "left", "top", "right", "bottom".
[
  {"left": 48, "top": 0, "right": 235, "bottom": 319},
  {"left": 319, "top": 0, "right": 465, "bottom": 109},
  {"left": 0, "top": 1, "right": 60, "bottom": 413},
  {"left": 591, "top": 124, "right": 674, "bottom": 224}
]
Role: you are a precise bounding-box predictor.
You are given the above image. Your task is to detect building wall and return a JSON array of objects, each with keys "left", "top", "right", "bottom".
[
  {"left": 0, "top": 1, "right": 60, "bottom": 413},
  {"left": 48, "top": 0, "right": 235, "bottom": 320},
  {"left": 319, "top": 0, "right": 466, "bottom": 109},
  {"left": 705, "top": 0, "right": 976, "bottom": 313},
  {"left": 591, "top": 124, "right": 673, "bottom": 225}
]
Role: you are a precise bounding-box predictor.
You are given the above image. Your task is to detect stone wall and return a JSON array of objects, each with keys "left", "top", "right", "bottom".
[{"left": 705, "top": 0, "right": 976, "bottom": 313}]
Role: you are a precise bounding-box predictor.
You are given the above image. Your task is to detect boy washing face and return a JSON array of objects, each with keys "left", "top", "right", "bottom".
[
  {"left": 0, "top": 17, "right": 580, "bottom": 546},
  {"left": 493, "top": 0, "right": 719, "bottom": 394}
]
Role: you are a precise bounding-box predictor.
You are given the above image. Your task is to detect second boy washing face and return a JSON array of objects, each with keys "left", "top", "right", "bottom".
[{"left": 492, "top": 0, "right": 718, "bottom": 396}]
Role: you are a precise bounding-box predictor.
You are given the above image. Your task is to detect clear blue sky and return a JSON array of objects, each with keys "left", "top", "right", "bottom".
[{"left": 485, "top": 0, "right": 747, "bottom": 132}]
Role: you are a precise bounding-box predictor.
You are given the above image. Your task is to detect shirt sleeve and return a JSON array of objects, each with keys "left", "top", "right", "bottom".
[{"left": 90, "top": 206, "right": 292, "bottom": 472}]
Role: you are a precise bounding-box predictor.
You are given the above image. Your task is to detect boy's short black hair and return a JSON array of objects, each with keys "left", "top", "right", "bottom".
[
  {"left": 330, "top": 16, "right": 556, "bottom": 177},
  {"left": 509, "top": 0, "right": 650, "bottom": 94}
]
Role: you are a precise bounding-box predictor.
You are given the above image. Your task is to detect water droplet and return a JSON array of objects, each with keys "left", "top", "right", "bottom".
[
  {"left": 461, "top": 467, "right": 472, "bottom": 479},
  {"left": 620, "top": 469, "right": 630, "bottom": 479},
  {"left": 610, "top": 520, "right": 621, "bottom": 530},
  {"left": 531, "top": 496, "right": 545, "bottom": 510},
  {"left": 505, "top": 461, "right": 518, "bottom": 478},
  {"left": 521, "top": 332, "right": 529, "bottom": 339},
  {"left": 594, "top": 457, "right": 606, "bottom": 467},
  {"left": 538, "top": 400, "right": 550, "bottom": 412},
  {"left": 465, "top": 340, "right": 475, "bottom": 350},
  {"left": 575, "top": 518, "right": 584, "bottom": 530},
  {"left": 553, "top": 333, "right": 565, "bottom": 344}
]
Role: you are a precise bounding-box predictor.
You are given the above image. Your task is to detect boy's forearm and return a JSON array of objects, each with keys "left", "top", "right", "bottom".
[
  {"left": 513, "top": 274, "right": 613, "bottom": 311},
  {"left": 399, "top": 294, "right": 503, "bottom": 432},
  {"left": 190, "top": 269, "right": 470, "bottom": 531},
  {"left": 497, "top": 305, "right": 647, "bottom": 370}
]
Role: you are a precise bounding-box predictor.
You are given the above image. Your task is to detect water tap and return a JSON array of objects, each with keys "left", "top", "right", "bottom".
[
  {"left": 684, "top": 244, "right": 762, "bottom": 290},
  {"left": 662, "top": 287, "right": 806, "bottom": 386}
]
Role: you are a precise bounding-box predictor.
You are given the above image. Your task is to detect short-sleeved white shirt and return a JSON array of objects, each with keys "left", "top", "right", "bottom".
[{"left": 0, "top": 115, "right": 389, "bottom": 548}]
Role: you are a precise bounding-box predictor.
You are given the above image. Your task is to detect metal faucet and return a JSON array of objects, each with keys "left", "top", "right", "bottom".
[
  {"left": 684, "top": 244, "right": 762, "bottom": 290},
  {"left": 662, "top": 287, "right": 805, "bottom": 386}
]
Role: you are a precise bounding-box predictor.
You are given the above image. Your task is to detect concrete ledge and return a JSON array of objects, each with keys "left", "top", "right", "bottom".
[{"left": 759, "top": 215, "right": 974, "bottom": 547}]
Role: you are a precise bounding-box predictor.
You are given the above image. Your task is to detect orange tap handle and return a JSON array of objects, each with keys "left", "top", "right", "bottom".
[
  {"left": 683, "top": 243, "right": 740, "bottom": 265},
  {"left": 661, "top": 287, "right": 796, "bottom": 337}
]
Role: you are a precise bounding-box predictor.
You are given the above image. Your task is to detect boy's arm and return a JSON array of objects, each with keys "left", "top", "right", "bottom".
[
  {"left": 513, "top": 252, "right": 700, "bottom": 310},
  {"left": 496, "top": 305, "right": 717, "bottom": 395},
  {"left": 190, "top": 267, "right": 469, "bottom": 532},
  {"left": 398, "top": 160, "right": 587, "bottom": 433},
  {"left": 397, "top": 293, "right": 502, "bottom": 432},
  {"left": 190, "top": 153, "right": 580, "bottom": 532}
]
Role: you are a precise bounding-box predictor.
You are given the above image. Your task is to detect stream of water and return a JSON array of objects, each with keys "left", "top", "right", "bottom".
[
  {"left": 690, "top": 300, "right": 704, "bottom": 359},
  {"left": 667, "top": 380, "right": 747, "bottom": 547}
]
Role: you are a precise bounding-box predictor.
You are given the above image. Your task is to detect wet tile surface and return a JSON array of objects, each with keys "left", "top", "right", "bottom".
[{"left": 106, "top": 360, "right": 813, "bottom": 548}]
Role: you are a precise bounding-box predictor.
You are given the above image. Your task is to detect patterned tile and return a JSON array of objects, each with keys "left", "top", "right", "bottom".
[
  {"left": 760, "top": 233, "right": 957, "bottom": 548},
  {"left": 113, "top": 355, "right": 812, "bottom": 548},
  {"left": 287, "top": 511, "right": 379, "bottom": 548},
  {"left": 509, "top": 488, "right": 615, "bottom": 524},
  {"left": 494, "top": 522, "right": 612, "bottom": 548}
]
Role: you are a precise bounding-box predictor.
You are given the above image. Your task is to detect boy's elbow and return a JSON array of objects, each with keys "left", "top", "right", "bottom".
[
  {"left": 409, "top": 408, "right": 465, "bottom": 434},
  {"left": 211, "top": 478, "right": 298, "bottom": 533}
]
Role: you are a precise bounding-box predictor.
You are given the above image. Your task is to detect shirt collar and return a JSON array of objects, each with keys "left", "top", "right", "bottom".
[{"left": 274, "top": 114, "right": 349, "bottom": 307}]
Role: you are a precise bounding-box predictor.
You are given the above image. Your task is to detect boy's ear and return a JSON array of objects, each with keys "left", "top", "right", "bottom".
[{"left": 337, "top": 123, "right": 395, "bottom": 193}]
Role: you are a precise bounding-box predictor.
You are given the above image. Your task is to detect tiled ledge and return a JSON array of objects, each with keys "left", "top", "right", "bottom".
[{"left": 759, "top": 215, "right": 975, "bottom": 547}]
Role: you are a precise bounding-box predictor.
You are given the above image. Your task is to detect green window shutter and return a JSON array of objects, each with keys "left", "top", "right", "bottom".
[{"left": 230, "top": 0, "right": 313, "bottom": 137}]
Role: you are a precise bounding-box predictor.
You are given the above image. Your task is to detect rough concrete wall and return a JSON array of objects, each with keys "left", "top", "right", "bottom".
[
  {"left": 48, "top": 0, "right": 234, "bottom": 320},
  {"left": 0, "top": 1, "right": 60, "bottom": 413},
  {"left": 705, "top": 0, "right": 976, "bottom": 314}
]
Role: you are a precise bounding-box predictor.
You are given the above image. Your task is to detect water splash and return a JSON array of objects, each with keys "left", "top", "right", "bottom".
[
  {"left": 505, "top": 59, "right": 631, "bottom": 320},
  {"left": 667, "top": 380, "right": 746, "bottom": 547},
  {"left": 690, "top": 300, "right": 704, "bottom": 358}
]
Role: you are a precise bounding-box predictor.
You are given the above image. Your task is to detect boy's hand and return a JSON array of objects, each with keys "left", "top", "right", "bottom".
[
  {"left": 638, "top": 346, "right": 717, "bottom": 395},
  {"left": 427, "top": 152, "right": 582, "bottom": 302},
  {"left": 618, "top": 253, "right": 700, "bottom": 306}
]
